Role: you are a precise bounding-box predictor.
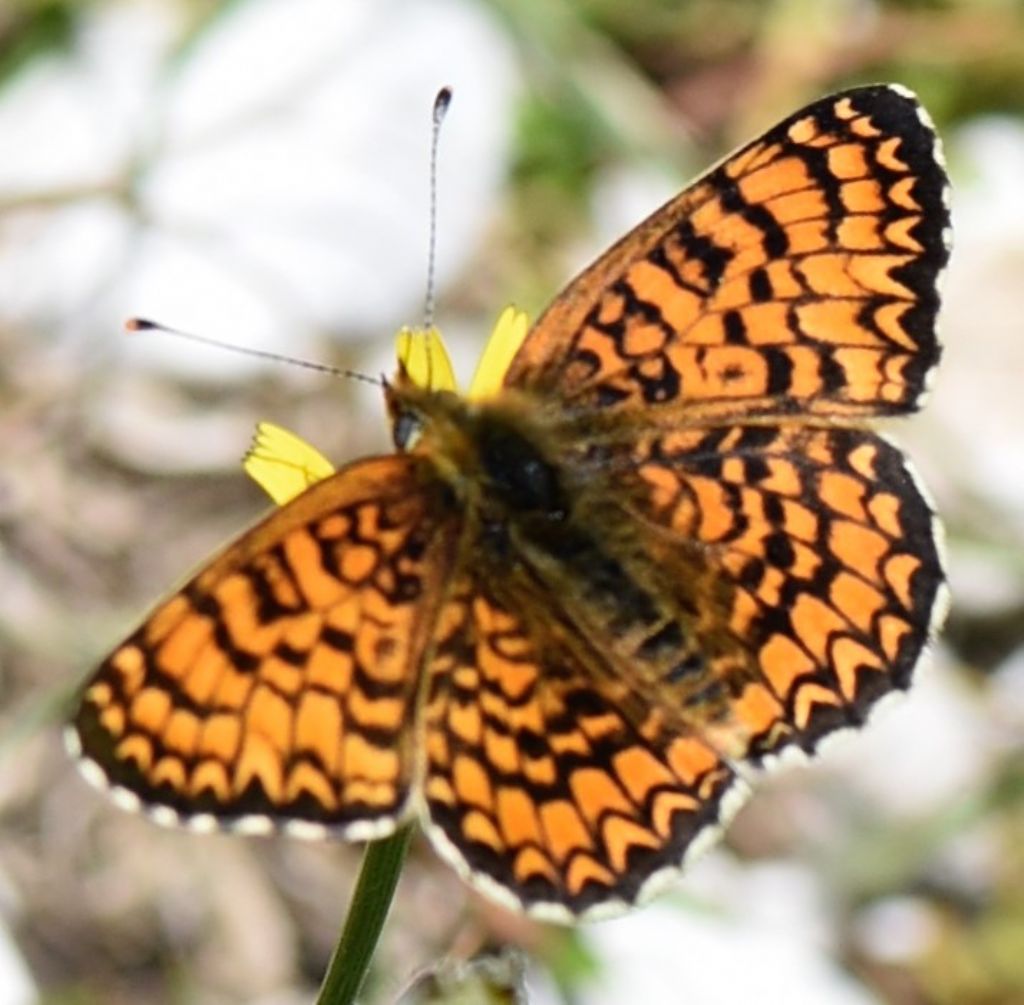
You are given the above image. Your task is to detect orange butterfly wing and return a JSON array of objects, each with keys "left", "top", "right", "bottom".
[
  {"left": 71, "top": 455, "right": 460, "bottom": 838},
  {"left": 421, "top": 569, "right": 746, "bottom": 920},
  {"left": 588, "top": 423, "right": 945, "bottom": 765},
  {"left": 505, "top": 86, "right": 950, "bottom": 421},
  {"left": 495, "top": 83, "right": 949, "bottom": 767}
]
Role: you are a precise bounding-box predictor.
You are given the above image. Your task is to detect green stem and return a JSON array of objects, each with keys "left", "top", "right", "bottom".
[{"left": 316, "top": 824, "right": 414, "bottom": 1005}]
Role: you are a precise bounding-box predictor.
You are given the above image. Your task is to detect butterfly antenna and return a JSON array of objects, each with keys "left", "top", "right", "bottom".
[
  {"left": 423, "top": 86, "right": 452, "bottom": 334},
  {"left": 125, "top": 318, "right": 383, "bottom": 387}
]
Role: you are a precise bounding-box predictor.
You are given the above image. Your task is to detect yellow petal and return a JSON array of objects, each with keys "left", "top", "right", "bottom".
[
  {"left": 243, "top": 421, "right": 336, "bottom": 505},
  {"left": 468, "top": 306, "right": 529, "bottom": 401},
  {"left": 395, "top": 325, "right": 457, "bottom": 393}
]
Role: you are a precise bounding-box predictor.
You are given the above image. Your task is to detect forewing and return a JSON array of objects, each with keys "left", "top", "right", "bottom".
[
  {"left": 71, "top": 455, "right": 459, "bottom": 839},
  {"left": 505, "top": 86, "right": 950, "bottom": 421},
  {"left": 603, "top": 423, "right": 946, "bottom": 765},
  {"left": 420, "top": 572, "right": 746, "bottom": 920}
]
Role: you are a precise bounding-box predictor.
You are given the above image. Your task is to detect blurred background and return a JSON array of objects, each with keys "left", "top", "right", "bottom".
[{"left": 1, "top": 0, "right": 1023, "bottom": 1002}]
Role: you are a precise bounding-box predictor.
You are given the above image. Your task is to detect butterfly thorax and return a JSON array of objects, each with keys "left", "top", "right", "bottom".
[{"left": 387, "top": 380, "right": 567, "bottom": 520}]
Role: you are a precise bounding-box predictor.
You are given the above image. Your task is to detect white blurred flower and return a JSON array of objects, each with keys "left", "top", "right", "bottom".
[
  {"left": 0, "top": 918, "right": 35, "bottom": 1005},
  {"left": 566, "top": 857, "right": 877, "bottom": 1005},
  {"left": 852, "top": 895, "right": 939, "bottom": 965},
  {"left": 808, "top": 652, "right": 993, "bottom": 818},
  {"left": 0, "top": 0, "right": 519, "bottom": 380},
  {"left": 928, "top": 116, "right": 1024, "bottom": 529}
]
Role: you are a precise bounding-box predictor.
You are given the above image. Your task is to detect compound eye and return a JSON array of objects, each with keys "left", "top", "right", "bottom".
[{"left": 393, "top": 410, "right": 424, "bottom": 451}]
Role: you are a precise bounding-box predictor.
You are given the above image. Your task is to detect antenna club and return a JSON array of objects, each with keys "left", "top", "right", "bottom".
[
  {"left": 433, "top": 87, "right": 453, "bottom": 123},
  {"left": 125, "top": 317, "right": 158, "bottom": 333}
]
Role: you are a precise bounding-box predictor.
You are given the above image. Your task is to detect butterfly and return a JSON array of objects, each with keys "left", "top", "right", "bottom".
[{"left": 68, "top": 85, "right": 950, "bottom": 922}]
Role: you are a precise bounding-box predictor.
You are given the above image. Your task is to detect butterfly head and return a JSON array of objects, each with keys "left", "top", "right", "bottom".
[{"left": 386, "top": 372, "right": 568, "bottom": 523}]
